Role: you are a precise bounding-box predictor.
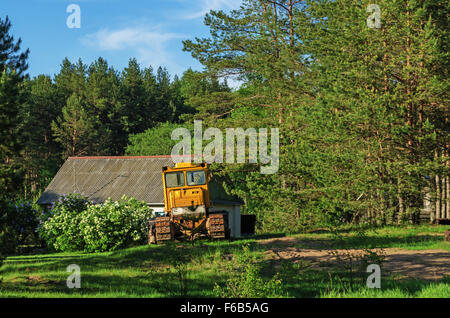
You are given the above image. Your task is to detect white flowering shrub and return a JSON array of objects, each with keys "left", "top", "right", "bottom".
[
  {"left": 39, "top": 193, "right": 89, "bottom": 252},
  {"left": 79, "top": 197, "right": 153, "bottom": 252},
  {"left": 40, "top": 195, "right": 153, "bottom": 252}
]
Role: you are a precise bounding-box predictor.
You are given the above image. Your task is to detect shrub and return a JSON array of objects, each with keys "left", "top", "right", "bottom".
[
  {"left": 40, "top": 194, "right": 153, "bottom": 252},
  {"left": 79, "top": 197, "right": 153, "bottom": 252},
  {"left": 0, "top": 200, "right": 40, "bottom": 254},
  {"left": 214, "top": 245, "right": 284, "bottom": 298},
  {"left": 0, "top": 253, "right": 3, "bottom": 284},
  {"left": 39, "top": 193, "right": 90, "bottom": 252}
]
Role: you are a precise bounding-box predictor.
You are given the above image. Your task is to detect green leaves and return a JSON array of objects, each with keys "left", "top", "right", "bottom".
[
  {"left": 180, "top": 0, "right": 449, "bottom": 230},
  {"left": 40, "top": 194, "right": 153, "bottom": 253},
  {"left": 79, "top": 197, "right": 153, "bottom": 252},
  {"left": 126, "top": 122, "right": 193, "bottom": 156},
  {"left": 214, "top": 244, "right": 284, "bottom": 298},
  {"left": 51, "top": 94, "right": 95, "bottom": 158},
  {"left": 0, "top": 16, "right": 29, "bottom": 201}
]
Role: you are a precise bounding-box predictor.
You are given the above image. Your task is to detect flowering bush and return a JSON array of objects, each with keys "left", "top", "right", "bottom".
[
  {"left": 79, "top": 197, "right": 153, "bottom": 252},
  {"left": 40, "top": 194, "right": 153, "bottom": 252},
  {"left": 38, "top": 193, "right": 90, "bottom": 252}
]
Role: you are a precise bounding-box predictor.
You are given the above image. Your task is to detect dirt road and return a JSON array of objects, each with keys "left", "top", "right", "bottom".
[{"left": 259, "top": 236, "right": 450, "bottom": 280}]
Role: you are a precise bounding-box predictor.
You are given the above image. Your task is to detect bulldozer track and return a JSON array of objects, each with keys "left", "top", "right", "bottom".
[
  {"left": 208, "top": 213, "right": 228, "bottom": 239},
  {"left": 155, "top": 217, "right": 173, "bottom": 242}
]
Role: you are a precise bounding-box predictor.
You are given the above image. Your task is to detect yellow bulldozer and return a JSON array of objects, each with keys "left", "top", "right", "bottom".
[{"left": 148, "top": 162, "right": 230, "bottom": 244}]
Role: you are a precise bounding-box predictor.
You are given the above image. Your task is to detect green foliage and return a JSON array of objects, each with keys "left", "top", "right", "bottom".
[
  {"left": 6, "top": 200, "right": 41, "bottom": 243},
  {"left": 0, "top": 253, "right": 3, "bottom": 284},
  {"left": 51, "top": 94, "right": 96, "bottom": 158},
  {"left": 40, "top": 194, "right": 154, "bottom": 252},
  {"left": 0, "top": 226, "right": 447, "bottom": 297},
  {"left": 18, "top": 75, "right": 62, "bottom": 198},
  {"left": 0, "top": 16, "right": 29, "bottom": 201},
  {"left": 79, "top": 197, "right": 153, "bottom": 252},
  {"left": 0, "top": 200, "right": 40, "bottom": 254},
  {"left": 126, "top": 122, "right": 193, "bottom": 156},
  {"left": 38, "top": 193, "right": 90, "bottom": 252},
  {"left": 183, "top": 0, "right": 450, "bottom": 232},
  {"left": 0, "top": 226, "right": 18, "bottom": 255},
  {"left": 155, "top": 243, "right": 193, "bottom": 297},
  {"left": 214, "top": 244, "right": 284, "bottom": 298},
  {"left": 1, "top": 3, "right": 449, "bottom": 235}
]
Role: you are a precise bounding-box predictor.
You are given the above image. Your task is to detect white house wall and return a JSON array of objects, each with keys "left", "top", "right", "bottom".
[{"left": 149, "top": 206, "right": 165, "bottom": 213}]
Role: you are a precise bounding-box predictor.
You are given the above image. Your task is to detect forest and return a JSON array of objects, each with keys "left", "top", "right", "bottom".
[{"left": 1, "top": 0, "right": 449, "bottom": 236}]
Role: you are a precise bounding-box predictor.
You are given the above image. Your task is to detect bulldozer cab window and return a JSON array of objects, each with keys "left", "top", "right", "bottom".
[
  {"left": 187, "top": 170, "right": 206, "bottom": 186},
  {"left": 165, "top": 172, "right": 185, "bottom": 188}
]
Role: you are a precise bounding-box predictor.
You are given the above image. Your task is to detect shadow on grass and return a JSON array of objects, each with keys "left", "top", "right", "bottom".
[
  {"left": 0, "top": 270, "right": 225, "bottom": 297},
  {"left": 245, "top": 233, "right": 286, "bottom": 240},
  {"left": 2, "top": 242, "right": 246, "bottom": 276}
]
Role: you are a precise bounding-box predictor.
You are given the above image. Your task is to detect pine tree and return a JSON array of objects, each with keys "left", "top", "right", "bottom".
[
  {"left": 183, "top": 0, "right": 314, "bottom": 230},
  {"left": 0, "top": 16, "right": 29, "bottom": 202},
  {"left": 120, "top": 58, "right": 149, "bottom": 135},
  {"left": 17, "top": 75, "right": 62, "bottom": 197},
  {"left": 85, "top": 57, "right": 123, "bottom": 155},
  {"left": 51, "top": 94, "right": 95, "bottom": 158}
]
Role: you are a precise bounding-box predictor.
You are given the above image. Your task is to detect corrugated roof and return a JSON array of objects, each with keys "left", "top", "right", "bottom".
[{"left": 36, "top": 156, "right": 243, "bottom": 206}]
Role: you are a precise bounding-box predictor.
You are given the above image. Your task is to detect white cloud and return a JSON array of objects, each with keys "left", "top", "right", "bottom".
[
  {"left": 79, "top": 0, "right": 243, "bottom": 76},
  {"left": 81, "top": 25, "right": 188, "bottom": 74},
  {"left": 179, "top": 0, "right": 242, "bottom": 20},
  {"left": 82, "top": 27, "right": 185, "bottom": 51}
]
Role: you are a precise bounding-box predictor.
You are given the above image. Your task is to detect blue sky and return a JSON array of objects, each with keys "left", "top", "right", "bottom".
[{"left": 1, "top": 0, "right": 242, "bottom": 79}]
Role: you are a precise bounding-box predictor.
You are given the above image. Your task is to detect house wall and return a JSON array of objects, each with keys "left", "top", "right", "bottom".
[{"left": 148, "top": 205, "right": 165, "bottom": 215}]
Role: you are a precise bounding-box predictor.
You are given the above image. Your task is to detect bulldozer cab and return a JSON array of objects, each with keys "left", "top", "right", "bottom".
[{"left": 162, "top": 162, "right": 211, "bottom": 216}]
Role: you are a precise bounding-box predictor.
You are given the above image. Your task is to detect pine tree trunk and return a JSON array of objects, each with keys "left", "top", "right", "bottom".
[
  {"left": 424, "top": 186, "right": 433, "bottom": 223},
  {"left": 378, "top": 189, "right": 385, "bottom": 225},
  {"left": 397, "top": 178, "right": 404, "bottom": 224},
  {"left": 435, "top": 174, "right": 441, "bottom": 221},
  {"left": 388, "top": 178, "right": 394, "bottom": 224},
  {"left": 443, "top": 144, "right": 450, "bottom": 219},
  {"left": 445, "top": 177, "right": 450, "bottom": 219},
  {"left": 442, "top": 174, "right": 447, "bottom": 219}
]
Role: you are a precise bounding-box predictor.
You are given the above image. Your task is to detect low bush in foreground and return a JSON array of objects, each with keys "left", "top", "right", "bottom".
[{"left": 214, "top": 244, "right": 285, "bottom": 298}]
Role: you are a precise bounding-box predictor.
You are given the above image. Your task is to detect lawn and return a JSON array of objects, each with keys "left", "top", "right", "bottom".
[{"left": 0, "top": 225, "right": 449, "bottom": 298}]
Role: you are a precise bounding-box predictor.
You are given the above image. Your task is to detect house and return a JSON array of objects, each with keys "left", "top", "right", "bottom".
[{"left": 37, "top": 155, "right": 243, "bottom": 237}]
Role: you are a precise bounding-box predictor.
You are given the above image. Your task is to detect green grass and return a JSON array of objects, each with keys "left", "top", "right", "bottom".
[
  {"left": 289, "top": 224, "right": 450, "bottom": 251},
  {"left": 0, "top": 225, "right": 448, "bottom": 298},
  {"left": 321, "top": 277, "right": 450, "bottom": 298}
]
